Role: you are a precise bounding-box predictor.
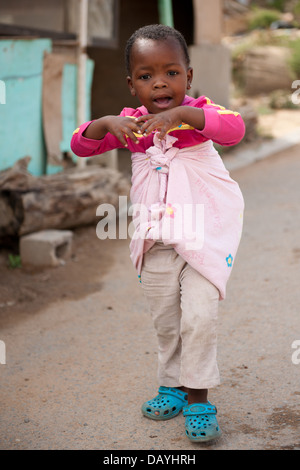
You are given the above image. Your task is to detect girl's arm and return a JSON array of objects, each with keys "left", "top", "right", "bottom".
[
  {"left": 71, "top": 114, "right": 142, "bottom": 157},
  {"left": 136, "top": 107, "right": 205, "bottom": 141},
  {"left": 198, "top": 99, "right": 245, "bottom": 146},
  {"left": 136, "top": 98, "right": 245, "bottom": 147},
  {"left": 83, "top": 115, "right": 141, "bottom": 146}
]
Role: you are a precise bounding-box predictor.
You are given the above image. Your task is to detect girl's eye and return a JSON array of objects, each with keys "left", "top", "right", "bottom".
[
  {"left": 139, "top": 74, "right": 151, "bottom": 80},
  {"left": 168, "top": 71, "right": 178, "bottom": 76}
]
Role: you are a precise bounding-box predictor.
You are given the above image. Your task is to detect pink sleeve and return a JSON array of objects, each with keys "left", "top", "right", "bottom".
[
  {"left": 190, "top": 96, "right": 245, "bottom": 147},
  {"left": 70, "top": 121, "right": 123, "bottom": 157},
  {"left": 70, "top": 107, "right": 140, "bottom": 157}
]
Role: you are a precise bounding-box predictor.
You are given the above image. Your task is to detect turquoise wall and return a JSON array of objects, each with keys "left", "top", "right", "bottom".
[
  {"left": 0, "top": 39, "right": 94, "bottom": 176},
  {"left": 60, "top": 60, "right": 94, "bottom": 159},
  {"left": 0, "top": 39, "right": 52, "bottom": 176}
]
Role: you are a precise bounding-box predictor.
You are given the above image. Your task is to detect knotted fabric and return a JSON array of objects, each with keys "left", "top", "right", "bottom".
[
  {"left": 146, "top": 134, "right": 179, "bottom": 202},
  {"left": 129, "top": 133, "right": 244, "bottom": 300}
]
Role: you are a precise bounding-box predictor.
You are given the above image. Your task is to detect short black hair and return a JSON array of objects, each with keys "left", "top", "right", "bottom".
[{"left": 125, "top": 24, "right": 190, "bottom": 75}]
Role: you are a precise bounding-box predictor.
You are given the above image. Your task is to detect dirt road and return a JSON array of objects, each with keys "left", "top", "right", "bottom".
[{"left": 0, "top": 144, "right": 299, "bottom": 450}]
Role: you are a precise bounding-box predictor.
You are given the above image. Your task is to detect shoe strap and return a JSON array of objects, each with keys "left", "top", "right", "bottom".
[
  {"left": 183, "top": 402, "right": 217, "bottom": 417},
  {"left": 158, "top": 386, "right": 188, "bottom": 403}
]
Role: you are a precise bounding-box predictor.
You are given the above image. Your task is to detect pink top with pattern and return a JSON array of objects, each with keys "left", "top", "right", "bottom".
[{"left": 71, "top": 95, "right": 245, "bottom": 299}]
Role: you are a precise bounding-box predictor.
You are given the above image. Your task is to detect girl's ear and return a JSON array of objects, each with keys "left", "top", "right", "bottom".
[
  {"left": 127, "top": 76, "right": 136, "bottom": 97},
  {"left": 187, "top": 67, "right": 193, "bottom": 90}
]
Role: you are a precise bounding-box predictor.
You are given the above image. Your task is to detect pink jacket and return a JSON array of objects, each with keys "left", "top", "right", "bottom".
[
  {"left": 71, "top": 95, "right": 245, "bottom": 155},
  {"left": 71, "top": 95, "right": 245, "bottom": 299}
]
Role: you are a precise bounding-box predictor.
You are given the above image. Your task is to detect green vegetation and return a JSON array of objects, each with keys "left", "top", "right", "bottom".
[
  {"left": 289, "top": 38, "right": 300, "bottom": 77},
  {"left": 294, "top": 0, "right": 300, "bottom": 18},
  {"left": 8, "top": 254, "right": 21, "bottom": 269},
  {"left": 248, "top": 7, "right": 281, "bottom": 30},
  {"left": 269, "top": 89, "right": 299, "bottom": 109},
  {"left": 269, "top": 0, "right": 287, "bottom": 12}
]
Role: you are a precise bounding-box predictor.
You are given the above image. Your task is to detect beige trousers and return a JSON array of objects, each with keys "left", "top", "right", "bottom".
[{"left": 141, "top": 243, "right": 220, "bottom": 389}]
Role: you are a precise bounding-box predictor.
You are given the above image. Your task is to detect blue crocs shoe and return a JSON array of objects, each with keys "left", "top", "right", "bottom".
[
  {"left": 183, "top": 402, "right": 222, "bottom": 442},
  {"left": 141, "top": 386, "right": 188, "bottom": 420}
]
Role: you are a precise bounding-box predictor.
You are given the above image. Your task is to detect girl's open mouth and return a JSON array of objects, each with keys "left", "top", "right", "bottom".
[{"left": 154, "top": 97, "right": 172, "bottom": 109}]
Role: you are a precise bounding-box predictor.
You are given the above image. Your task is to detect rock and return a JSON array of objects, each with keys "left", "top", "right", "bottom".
[
  {"left": 20, "top": 230, "right": 73, "bottom": 267},
  {"left": 244, "top": 46, "right": 293, "bottom": 95}
]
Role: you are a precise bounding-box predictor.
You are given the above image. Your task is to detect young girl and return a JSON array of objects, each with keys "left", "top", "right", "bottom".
[{"left": 71, "top": 24, "right": 245, "bottom": 443}]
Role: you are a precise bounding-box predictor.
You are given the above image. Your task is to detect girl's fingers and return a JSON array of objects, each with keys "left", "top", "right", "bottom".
[
  {"left": 134, "top": 115, "right": 172, "bottom": 139},
  {"left": 135, "top": 115, "right": 155, "bottom": 134},
  {"left": 135, "top": 114, "right": 154, "bottom": 124},
  {"left": 157, "top": 128, "right": 167, "bottom": 141},
  {"left": 119, "top": 121, "right": 142, "bottom": 145},
  {"left": 115, "top": 131, "right": 128, "bottom": 147},
  {"left": 125, "top": 127, "right": 140, "bottom": 144},
  {"left": 110, "top": 117, "right": 143, "bottom": 146},
  {"left": 140, "top": 119, "right": 159, "bottom": 136},
  {"left": 115, "top": 127, "right": 137, "bottom": 146}
]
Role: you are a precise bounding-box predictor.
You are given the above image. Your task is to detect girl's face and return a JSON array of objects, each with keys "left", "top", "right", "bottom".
[{"left": 127, "top": 37, "right": 193, "bottom": 114}]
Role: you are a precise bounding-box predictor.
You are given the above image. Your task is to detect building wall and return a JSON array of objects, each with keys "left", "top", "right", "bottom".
[
  {"left": 0, "top": 39, "right": 52, "bottom": 175},
  {"left": 0, "top": 0, "right": 65, "bottom": 33},
  {"left": 0, "top": 39, "right": 94, "bottom": 175}
]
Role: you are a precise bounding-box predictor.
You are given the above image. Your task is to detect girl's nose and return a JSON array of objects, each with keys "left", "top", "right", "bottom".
[{"left": 153, "top": 77, "right": 167, "bottom": 89}]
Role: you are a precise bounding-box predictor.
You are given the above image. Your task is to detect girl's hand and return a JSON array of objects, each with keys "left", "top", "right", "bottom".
[
  {"left": 83, "top": 115, "right": 143, "bottom": 146},
  {"left": 135, "top": 108, "right": 183, "bottom": 141},
  {"left": 105, "top": 116, "right": 143, "bottom": 147}
]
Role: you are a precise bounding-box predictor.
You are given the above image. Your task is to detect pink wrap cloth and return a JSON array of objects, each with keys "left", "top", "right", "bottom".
[
  {"left": 129, "top": 133, "right": 244, "bottom": 300},
  {"left": 70, "top": 95, "right": 246, "bottom": 299}
]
